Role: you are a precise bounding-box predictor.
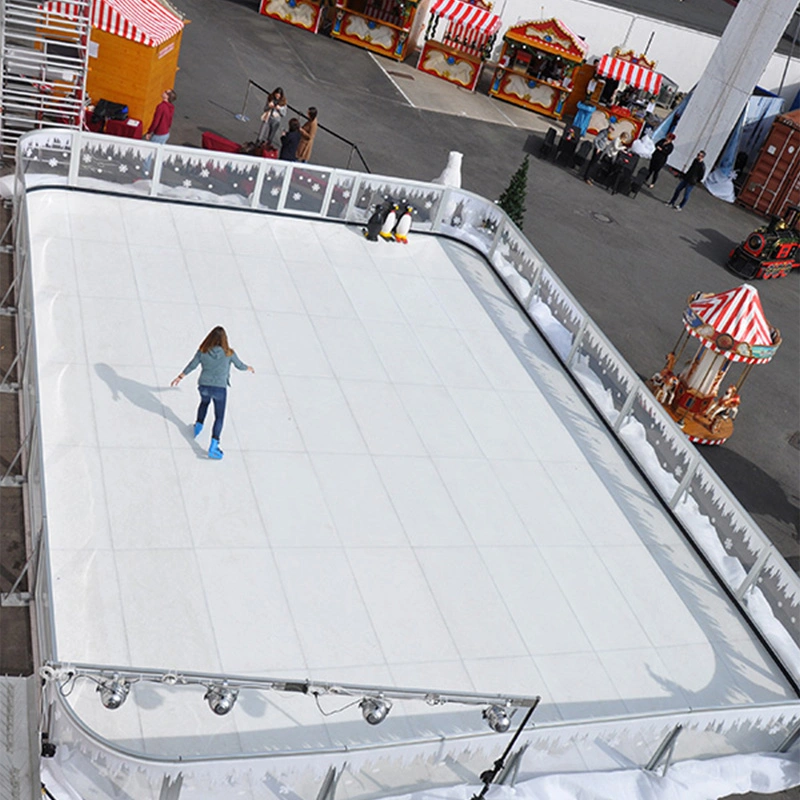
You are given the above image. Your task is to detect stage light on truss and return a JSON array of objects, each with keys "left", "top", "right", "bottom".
[
  {"left": 97, "top": 674, "right": 130, "bottom": 710},
  {"left": 483, "top": 704, "right": 510, "bottom": 733},
  {"left": 205, "top": 682, "right": 238, "bottom": 715},
  {"left": 360, "top": 696, "right": 392, "bottom": 725}
]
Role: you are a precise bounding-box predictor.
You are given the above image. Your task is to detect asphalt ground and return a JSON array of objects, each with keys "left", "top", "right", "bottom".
[{"left": 169, "top": 0, "right": 799, "bottom": 571}]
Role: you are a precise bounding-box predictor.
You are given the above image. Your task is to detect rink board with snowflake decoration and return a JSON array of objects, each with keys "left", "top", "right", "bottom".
[{"left": 22, "top": 185, "right": 798, "bottom": 764}]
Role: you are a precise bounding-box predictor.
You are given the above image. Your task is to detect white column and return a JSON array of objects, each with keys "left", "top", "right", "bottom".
[{"left": 669, "top": 0, "right": 798, "bottom": 173}]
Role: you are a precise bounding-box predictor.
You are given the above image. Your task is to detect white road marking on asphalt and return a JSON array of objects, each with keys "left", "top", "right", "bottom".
[{"left": 369, "top": 53, "right": 415, "bottom": 108}]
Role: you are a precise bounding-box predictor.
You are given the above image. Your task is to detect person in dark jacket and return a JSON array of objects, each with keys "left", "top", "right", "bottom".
[
  {"left": 171, "top": 326, "right": 254, "bottom": 460},
  {"left": 667, "top": 151, "right": 706, "bottom": 211},
  {"left": 279, "top": 118, "right": 302, "bottom": 161},
  {"left": 645, "top": 133, "right": 675, "bottom": 187}
]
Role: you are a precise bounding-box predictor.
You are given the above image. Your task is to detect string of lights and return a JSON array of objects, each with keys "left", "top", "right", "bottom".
[{"left": 42, "top": 662, "right": 541, "bottom": 732}]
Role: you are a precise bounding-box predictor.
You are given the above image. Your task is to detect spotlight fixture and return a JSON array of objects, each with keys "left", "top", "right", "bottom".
[
  {"left": 205, "top": 682, "right": 238, "bottom": 715},
  {"left": 483, "top": 704, "right": 510, "bottom": 733},
  {"left": 360, "top": 696, "right": 392, "bottom": 725},
  {"left": 97, "top": 674, "right": 130, "bottom": 710}
]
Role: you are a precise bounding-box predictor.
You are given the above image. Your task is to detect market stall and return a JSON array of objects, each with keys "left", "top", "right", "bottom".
[
  {"left": 330, "top": 0, "right": 429, "bottom": 60},
  {"left": 646, "top": 285, "right": 781, "bottom": 445},
  {"left": 42, "top": 0, "right": 185, "bottom": 130},
  {"left": 584, "top": 51, "right": 662, "bottom": 139},
  {"left": 417, "top": 0, "right": 501, "bottom": 92},
  {"left": 488, "top": 18, "right": 587, "bottom": 120},
  {"left": 259, "top": 0, "right": 324, "bottom": 33}
]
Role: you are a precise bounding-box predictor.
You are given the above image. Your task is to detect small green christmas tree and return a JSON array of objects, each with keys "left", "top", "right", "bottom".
[{"left": 497, "top": 155, "right": 529, "bottom": 230}]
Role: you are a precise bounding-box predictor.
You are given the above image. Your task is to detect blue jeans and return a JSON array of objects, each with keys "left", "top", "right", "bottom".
[
  {"left": 150, "top": 132, "right": 169, "bottom": 144},
  {"left": 669, "top": 180, "right": 694, "bottom": 209},
  {"left": 196, "top": 385, "right": 227, "bottom": 441}
]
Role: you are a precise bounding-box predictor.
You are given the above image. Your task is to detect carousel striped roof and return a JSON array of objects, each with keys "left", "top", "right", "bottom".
[{"left": 682, "top": 284, "right": 781, "bottom": 364}]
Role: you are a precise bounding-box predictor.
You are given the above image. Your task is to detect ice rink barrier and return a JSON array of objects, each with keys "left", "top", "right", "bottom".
[{"left": 11, "top": 129, "right": 800, "bottom": 798}]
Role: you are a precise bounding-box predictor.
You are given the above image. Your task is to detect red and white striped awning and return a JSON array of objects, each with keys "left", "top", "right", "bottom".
[
  {"left": 42, "top": 0, "right": 183, "bottom": 46},
  {"left": 682, "top": 284, "right": 781, "bottom": 364},
  {"left": 429, "top": 0, "right": 501, "bottom": 35},
  {"left": 596, "top": 54, "right": 662, "bottom": 94}
]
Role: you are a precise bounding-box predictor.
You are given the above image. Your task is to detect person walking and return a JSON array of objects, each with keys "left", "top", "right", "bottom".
[
  {"left": 296, "top": 107, "right": 318, "bottom": 163},
  {"left": 667, "top": 150, "right": 706, "bottom": 211},
  {"left": 645, "top": 133, "right": 675, "bottom": 187},
  {"left": 145, "top": 89, "right": 176, "bottom": 144},
  {"left": 171, "top": 326, "right": 254, "bottom": 460},
  {"left": 257, "top": 87, "right": 287, "bottom": 149}
]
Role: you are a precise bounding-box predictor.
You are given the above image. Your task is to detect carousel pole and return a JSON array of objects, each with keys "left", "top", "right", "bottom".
[
  {"left": 672, "top": 330, "right": 689, "bottom": 363},
  {"left": 736, "top": 363, "right": 754, "bottom": 389}
]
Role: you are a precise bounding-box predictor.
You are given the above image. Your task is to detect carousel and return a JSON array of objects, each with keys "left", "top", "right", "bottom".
[
  {"left": 417, "top": 0, "right": 501, "bottom": 92},
  {"left": 646, "top": 285, "right": 781, "bottom": 445},
  {"left": 583, "top": 50, "right": 663, "bottom": 140},
  {"left": 488, "top": 18, "right": 588, "bottom": 120}
]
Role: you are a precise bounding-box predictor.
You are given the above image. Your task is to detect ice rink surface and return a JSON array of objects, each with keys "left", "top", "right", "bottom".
[{"left": 29, "top": 188, "right": 796, "bottom": 756}]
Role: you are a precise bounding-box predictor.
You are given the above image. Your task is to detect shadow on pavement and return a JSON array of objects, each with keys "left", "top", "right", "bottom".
[
  {"left": 681, "top": 226, "right": 739, "bottom": 267},
  {"left": 703, "top": 444, "right": 800, "bottom": 569}
]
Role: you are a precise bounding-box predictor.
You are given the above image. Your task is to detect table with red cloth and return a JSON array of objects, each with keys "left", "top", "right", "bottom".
[
  {"left": 83, "top": 109, "right": 143, "bottom": 139},
  {"left": 105, "top": 118, "right": 143, "bottom": 139}
]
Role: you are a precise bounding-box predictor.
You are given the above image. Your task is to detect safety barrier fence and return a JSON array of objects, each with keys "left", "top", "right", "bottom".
[
  {"left": 10, "top": 129, "right": 800, "bottom": 798},
  {"left": 235, "top": 78, "right": 371, "bottom": 173}
]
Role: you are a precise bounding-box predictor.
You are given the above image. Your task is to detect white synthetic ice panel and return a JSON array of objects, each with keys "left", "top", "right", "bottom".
[{"left": 29, "top": 190, "right": 795, "bottom": 756}]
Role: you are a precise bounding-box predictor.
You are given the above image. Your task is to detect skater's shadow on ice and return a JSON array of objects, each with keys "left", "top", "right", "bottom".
[{"left": 94, "top": 363, "right": 205, "bottom": 457}]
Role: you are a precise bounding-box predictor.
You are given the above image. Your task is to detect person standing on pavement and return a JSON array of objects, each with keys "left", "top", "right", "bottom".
[
  {"left": 257, "top": 87, "right": 288, "bottom": 149},
  {"left": 667, "top": 151, "right": 706, "bottom": 211},
  {"left": 171, "top": 326, "right": 254, "bottom": 461},
  {"left": 144, "top": 89, "right": 176, "bottom": 144},
  {"left": 645, "top": 133, "right": 675, "bottom": 187},
  {"left": 296, "top": 107, "right": 318, "bottom": 163}
]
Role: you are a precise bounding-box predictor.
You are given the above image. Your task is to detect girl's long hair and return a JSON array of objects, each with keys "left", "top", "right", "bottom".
[
  {"left": 198, "top": 326, "right": 233, "bottom": 356},
  {"left": 270, "top": 87, "right": 286, "bottom": 106}
]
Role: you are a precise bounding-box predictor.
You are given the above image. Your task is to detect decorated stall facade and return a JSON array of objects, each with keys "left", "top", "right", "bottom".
[
  {"left": 417, "top": 0, "right": 501, "bottom": 92},
  {"left": 646, "top": 285, "right": 781, "bottom": 445},
  {"left": 259, "top": 0, "right": 324, "bottom": 34},
  {"left": 488, "top": 18, "right": 587, "bottom": 120},
  {"left": 43, "top": 0, "right": 185, "bottom": 133},
  {"left": 585, "top": 50, "right": 662, "bottom": 139},
  {"left": 330, "top": 0, "right": 429, "bottom": 60}
]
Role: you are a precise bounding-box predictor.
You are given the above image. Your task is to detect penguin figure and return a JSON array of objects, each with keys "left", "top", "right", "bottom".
[
  {"left": 393, "top": 206, "right": 413, "bottom": 243},
  {"left": 379, "top": 203, "right": 399, "bottom": 241},
  {"left": 364, "top": 203, "right": 385, "bottom": 241}
]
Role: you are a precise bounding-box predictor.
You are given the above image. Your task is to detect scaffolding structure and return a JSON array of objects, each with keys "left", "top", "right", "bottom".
[{"left": 1, "top": 0, "right": 91, "bottom": 159}]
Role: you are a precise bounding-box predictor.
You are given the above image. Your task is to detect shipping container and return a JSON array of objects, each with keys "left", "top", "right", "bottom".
[{"left": 737, "top": 109, "right": 800, "bottom": 218}]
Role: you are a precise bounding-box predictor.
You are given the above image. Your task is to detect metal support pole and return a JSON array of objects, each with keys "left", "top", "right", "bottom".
[
  {"left": 777, "top": 720, "right": 800, "bottom": 753},
  {"left": 565, "top": 318, "right": 588, "bottom": 368},
  {"left": 1, "top": 349, "right": 22, "bottom": 391},
  {"left": 612, "top": 386, "right": 639, "bottom": 433},
  {"left": 735, "top": 545, "right": 773, "bottom": 602},
  {"left": 645, "top": 723, "right": 682, "bottom": 776},
  {"left": 1, "top": 551, "right": 33, "bottom": 606},
  {"left": 470, "top": 699, "right": 540, "bottom": 800},
  {"left": 668, "top": 454, "right": 699, "bottom": 508},
  {"left": 159, "top": 772, "right": 183, "bottom": 800},
  {"left": 316, "top": 763, "right": 345, "bottom": 800},
  {"left": 235, "top": 82, "right": 252, "bottom": 122},
  {"left": 495, "top": 743, "right": 528, "bottom": 786}
]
